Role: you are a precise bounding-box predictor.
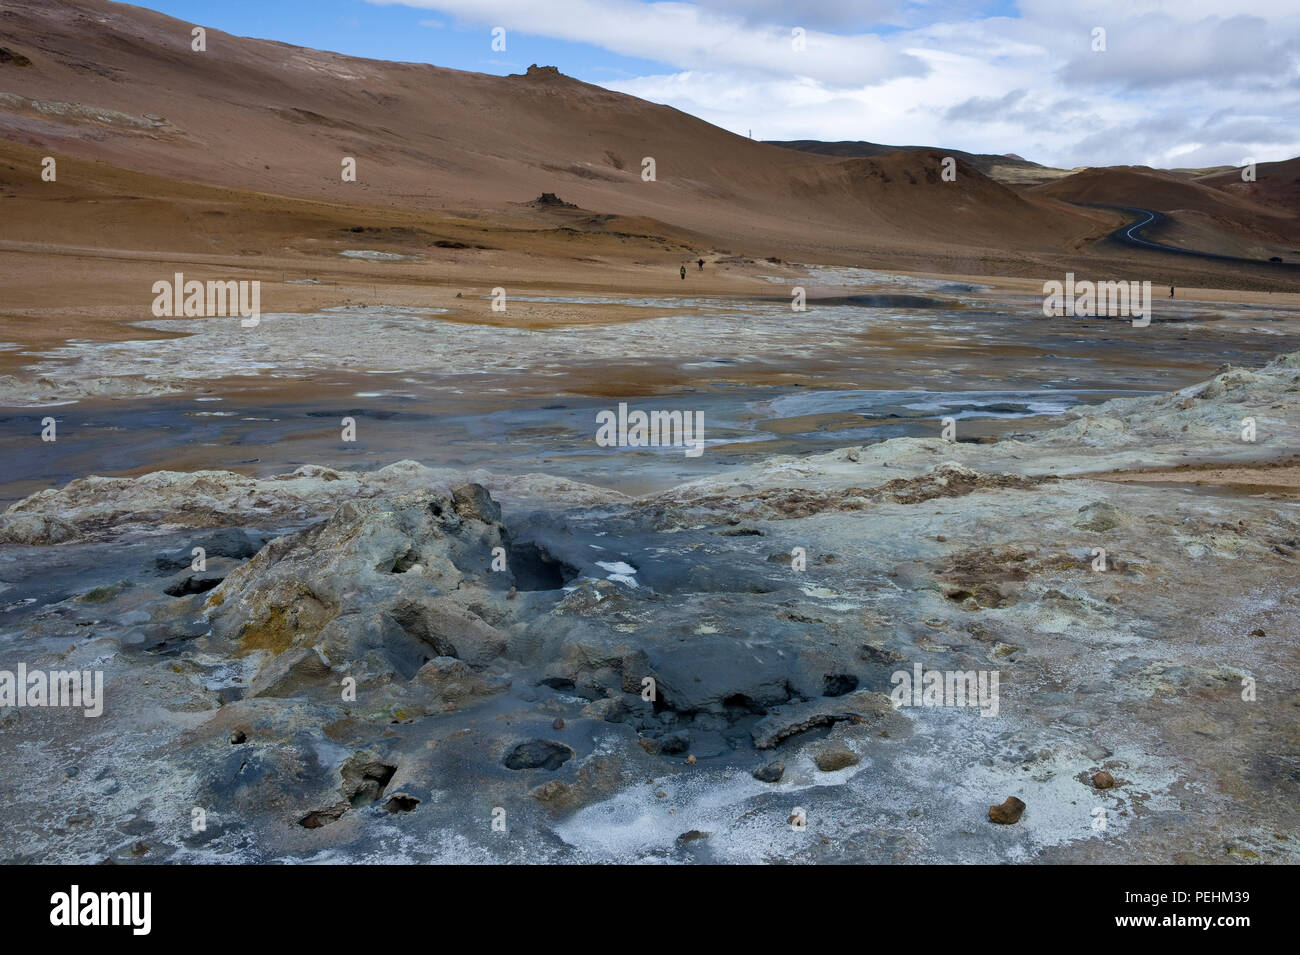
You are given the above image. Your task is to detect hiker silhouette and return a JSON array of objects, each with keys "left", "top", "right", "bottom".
[
  {"left": 680, "top": 265, "right": 686, "bottom": 280},
  {"left": 697, "top": 258, "right": 704, "bottom": 271}
]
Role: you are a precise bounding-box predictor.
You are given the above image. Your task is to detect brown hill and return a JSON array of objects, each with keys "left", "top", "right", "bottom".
[
  {"left": 1197, "top": 157, "right": 1300, "bottom": 217},
  {"left": 768, "top": 140, "right": 1072, "bottom": 186},
  {"left": 0, "top": 0, "right": 1100, "bottom": 264}
]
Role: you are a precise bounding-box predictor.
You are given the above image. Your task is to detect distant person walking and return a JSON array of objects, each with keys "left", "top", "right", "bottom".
[
  {"left": 697, "top": 258, "right": 704, "bottom": 271},
  {"left": 1170, "top": 285, "right": 1174, "bottom": 298},
  {"left": 680, "top": 265, "right": 686, "bottom": 280}
]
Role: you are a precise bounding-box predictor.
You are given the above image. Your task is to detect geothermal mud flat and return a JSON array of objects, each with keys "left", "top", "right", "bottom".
[{"left": 0, "top": 340, "right": 1297, "bottom": 863}]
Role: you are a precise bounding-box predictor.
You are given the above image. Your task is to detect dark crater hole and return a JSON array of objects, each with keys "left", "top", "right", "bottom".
[{"left": 508, "top": 541, "right": 580, "bottom": 592}]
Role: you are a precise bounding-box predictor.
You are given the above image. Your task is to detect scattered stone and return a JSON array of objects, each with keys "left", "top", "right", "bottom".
[
  {"left": 814, "top": 745, "right": 859, "bottom": 772},
  {"left": 988, "top": 796, "right": 1026, "bottom": 824},
  {"left": 1092, "top": 770, "right": 1115, "bottom": 790},
  {"left": 580, "top": 697, "right": 626, "bottom": 722}
]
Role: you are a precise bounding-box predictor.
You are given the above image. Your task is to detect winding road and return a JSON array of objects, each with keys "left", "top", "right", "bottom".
[{"left": 1073, "top": 202, "right": 1300, "bottom": 270}]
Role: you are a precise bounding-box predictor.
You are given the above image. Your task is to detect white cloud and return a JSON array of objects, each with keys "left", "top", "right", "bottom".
[
  {"left": 374, "top": 0, "right": 1300, "bottom": 167},
  {"left": 375, "top": 0, "right": 926, "bottom": 85}
]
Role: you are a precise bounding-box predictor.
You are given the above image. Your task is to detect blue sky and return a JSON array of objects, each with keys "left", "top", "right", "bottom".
[
  {"left": 134, "top": 0, "right": 673, "bottom": 78},
  {"left": 131, "top": 0, "right": 1300, "bottom": 169}
]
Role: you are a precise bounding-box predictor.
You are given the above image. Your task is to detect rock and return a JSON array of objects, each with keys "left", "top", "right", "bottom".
[
  {"left": 659, "top": 730, "right": 690, "bottom": 754},
  {"left": 0, "top": 460, "right": 628, "bottom": 545},
  {"left": 0, "top": 513, "right": 75, "bottom": 544},
  {"left": 988, "top": 796, "right": 1026, "bottom": 824},
  {"left": 753, "top": 760, "right": 784, "bottom": 783},
  {"left": 580, "top": 697, "right": 627, "bottom": 723},
  {"left": 552, "top": 718, "right": 565, "bottom": 730},
  {"left": 248, "top": 647, "right": 331, "bottom": 698},
  {"left": 412, "top": 656, "right": 503, "bottom": 711},
  {"left": 751, "top": 690, "right": 895, "bottom": 749},
  {"left": 530, "top": 190, "right": 575, "bottom": 206},
  {"left": 620, "top": 650, "right": 653, "bottom": 693},
  {"left": 207, "top": 492, "right": 510, "bottom": 683},
  {"left": 814, "top": 745, "right": 859, "bottom": 772},
  {"left": 1074, "top": 502, "right": 1130, "bottom": 532},
  {"left": 1092, "top": 770, "right": 1115, "bottom": 790},
  {"left": 685, "top": 754, "right": 697, "bottom": 765},
  {"left": 451, "top": 482, "right": 502, "bottom": 524}
]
